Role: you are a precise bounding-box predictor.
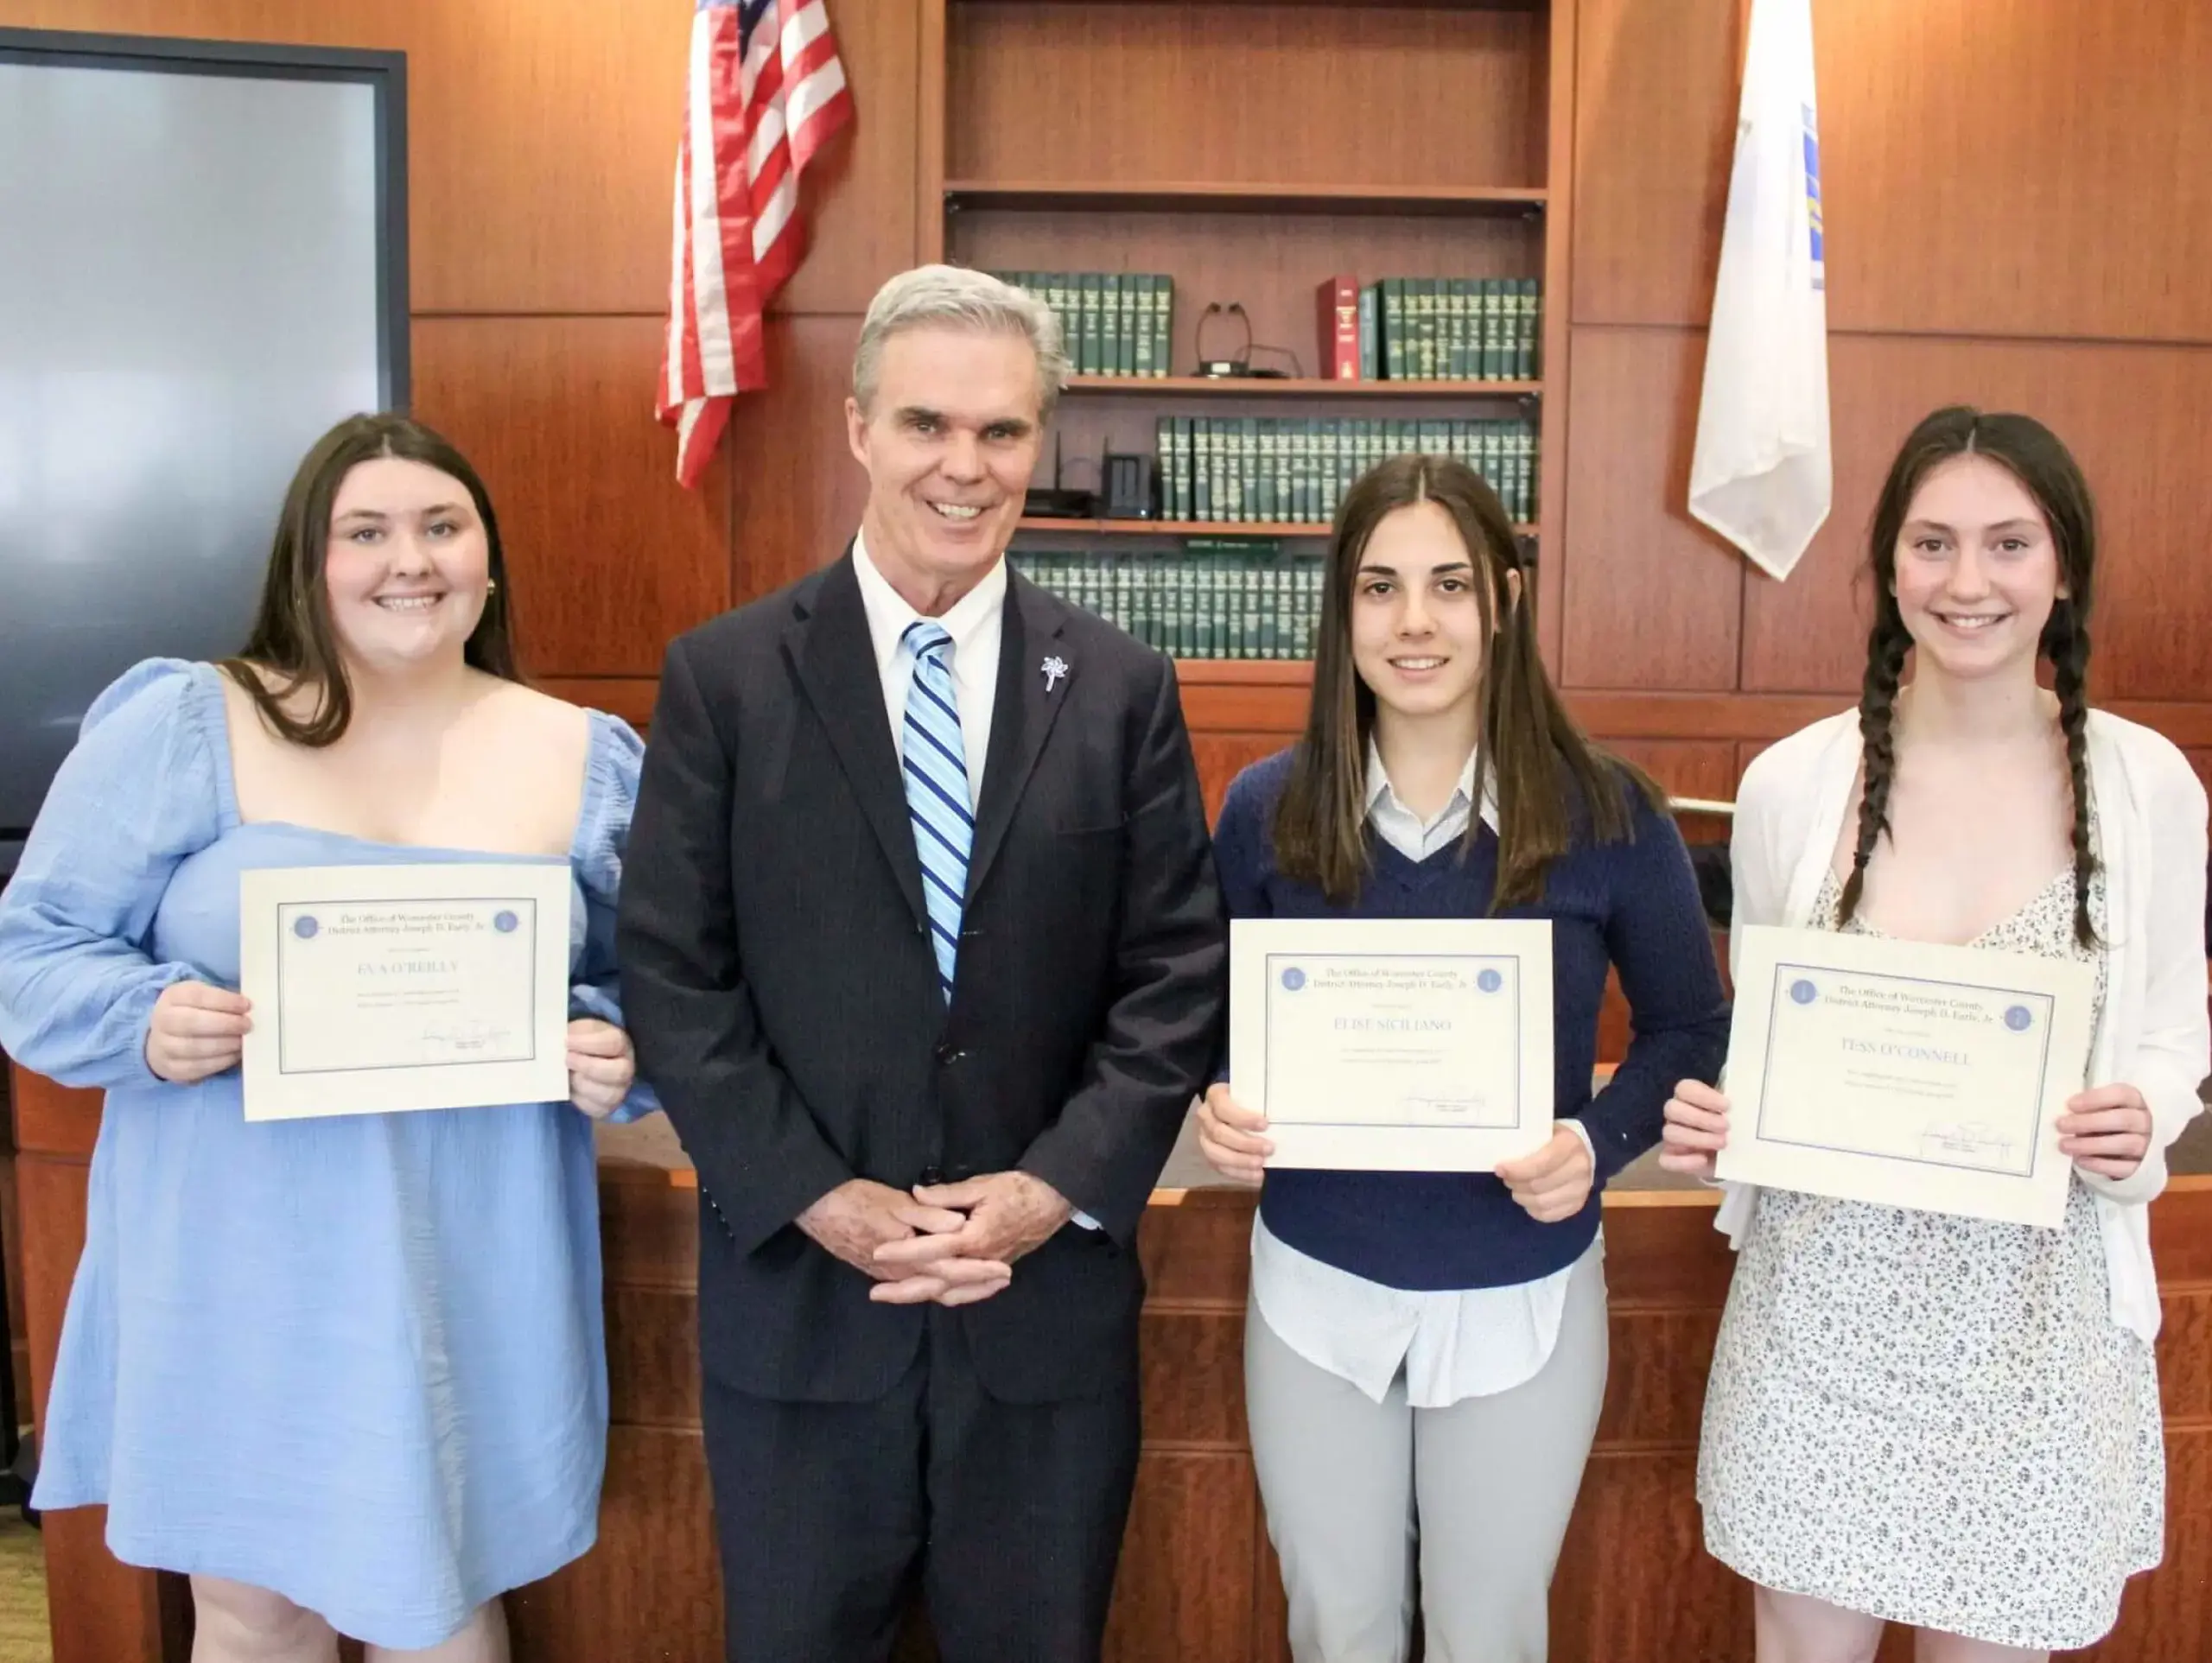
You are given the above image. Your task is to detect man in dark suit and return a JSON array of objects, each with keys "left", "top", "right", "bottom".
[{"left": 617, "top": 264, "right": 1228, "bottom": 1663}]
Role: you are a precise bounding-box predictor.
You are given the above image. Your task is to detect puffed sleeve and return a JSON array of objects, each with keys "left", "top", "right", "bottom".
[
  {"left": 569, "top": 712, "right": 661, "bottom": 1123},
  {"left": 0, "top": 659, "right": 226, "bottom": 1089}
]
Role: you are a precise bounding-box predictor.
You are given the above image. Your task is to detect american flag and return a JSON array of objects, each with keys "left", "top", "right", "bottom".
[{"left": 659, "top": 0, "right": 854, "bottom": 488}]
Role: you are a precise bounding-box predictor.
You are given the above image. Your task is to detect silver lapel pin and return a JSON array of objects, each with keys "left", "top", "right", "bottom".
[{"left": 1041, "top": 654, "right": 1068, "bottom": 692}]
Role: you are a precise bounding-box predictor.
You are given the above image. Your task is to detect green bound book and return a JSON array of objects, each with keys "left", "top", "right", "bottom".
[
  {"left": 1068, "top": 273, "right": 1093, "bottom": 376},
  {"left": 1101, "top": 275, "right": 1122, "bottom": 378},
  {"left": 1193, "top": 416, "right": 1212, "bottom": 523}
]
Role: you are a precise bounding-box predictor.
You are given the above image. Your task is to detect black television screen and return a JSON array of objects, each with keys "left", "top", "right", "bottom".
[{"left": 0, "top": 29, "right": 407, "bottom": 875}]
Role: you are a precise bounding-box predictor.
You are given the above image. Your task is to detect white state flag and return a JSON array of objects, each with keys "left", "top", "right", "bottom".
[{"left": 1688, "top": 0, "right": 1830, "bottom": 581}]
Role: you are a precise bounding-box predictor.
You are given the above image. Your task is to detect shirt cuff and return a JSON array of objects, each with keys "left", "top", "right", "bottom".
[
  {"left": 1561, "top": 1119, "right": 1596, "bottom": 1165},
  {"left": 1071, "top": 1209, "right": 1101, "bottom": 1231}
]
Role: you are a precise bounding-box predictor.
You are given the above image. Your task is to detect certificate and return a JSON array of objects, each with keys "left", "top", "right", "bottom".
[
  {"left": 1229, "top": 917, "right": 1554, "bottom": 1171},
  {"left": 1714, "top": 924, "right": 2096, "bottom": 1228},
  {"left": 238, "top": 862, "right": 573, "bottom": 1122}
]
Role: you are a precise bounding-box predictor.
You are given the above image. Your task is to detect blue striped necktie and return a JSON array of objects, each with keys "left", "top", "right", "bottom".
[{"left": 899, "top": 619, "right": 971, "bottom": 1003}]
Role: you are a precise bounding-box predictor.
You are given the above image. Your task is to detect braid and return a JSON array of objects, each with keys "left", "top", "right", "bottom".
[
  {"left": 2048, "top": 606, "right": 2102, "bottom": 949},
  {"left": 1836, "top": 618, "right": 1911, "bottom": 929}
]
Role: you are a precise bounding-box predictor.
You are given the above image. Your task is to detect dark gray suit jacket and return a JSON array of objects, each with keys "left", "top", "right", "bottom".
[{"left": 617, "top": 551, "right": 1227, "bottom": 1404}]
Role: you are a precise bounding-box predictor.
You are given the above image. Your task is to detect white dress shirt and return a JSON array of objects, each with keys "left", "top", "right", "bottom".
[
  {"left": 853, "top": 531, "right": 1005, "bottom": 810},
  {"left": 1249, "top": 738, "right": 1601, "bottom": 1407},
  {"left": 852, "top": 533, "right": 1099, "bottom": 1230}
]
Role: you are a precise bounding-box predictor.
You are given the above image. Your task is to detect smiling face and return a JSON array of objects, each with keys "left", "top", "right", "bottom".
[
  {"left": 845, "top": 322, "right": 1045, "bottom": 608},
  {"left": 1347, "top": 498, "right": 1518, "bottom": 727},
  {"left": 321, "top": 455, "right": 493, "bottom": 674},
  {"left": 1891, "top": 453, "right": 2066, "bottom": 685}
]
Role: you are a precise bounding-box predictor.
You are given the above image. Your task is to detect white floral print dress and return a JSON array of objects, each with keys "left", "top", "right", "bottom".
[{"left": 1697, "top": 856, "right": 2163, "bottom": 1651}]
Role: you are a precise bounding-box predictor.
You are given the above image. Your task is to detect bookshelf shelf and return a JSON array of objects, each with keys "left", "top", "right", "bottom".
[
  {"left": 1020, "top": 518, "right": 1323, "bottom": 538},
  {"left": 1171, "top": 659, "right": 1316, "bottom": 686},
  {"left": 945, "top": 181, "right": 1547, "bottom": 218},
  {"left": 1063, "top": 376, "right": 1542, "bottom": 399},
  {"left": 1019, "top": 518, "right": 1539, "bottom": 539},
  {"left": 951, "top": 0, "right": 1531, "bottom": 10}
]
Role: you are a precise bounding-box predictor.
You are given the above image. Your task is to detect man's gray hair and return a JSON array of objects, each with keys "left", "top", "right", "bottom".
[{"left": 852, "top": 263, "right": 1069, "bottom": 422}]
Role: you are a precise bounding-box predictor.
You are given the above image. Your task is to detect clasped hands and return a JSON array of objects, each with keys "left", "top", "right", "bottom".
[{"left": 798, "top": 1171, "right": 1074, "bottom": 1306}]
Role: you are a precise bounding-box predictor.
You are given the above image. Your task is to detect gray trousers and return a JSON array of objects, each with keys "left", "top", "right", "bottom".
[{"left": 1244, "top": 1248, "right": 1610, "bottom": 1663}]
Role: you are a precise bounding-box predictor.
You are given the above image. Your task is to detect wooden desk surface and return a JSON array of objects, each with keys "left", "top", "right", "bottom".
[{"left": 13, "top": 1065, "right": 2212, "bottom": 1663}]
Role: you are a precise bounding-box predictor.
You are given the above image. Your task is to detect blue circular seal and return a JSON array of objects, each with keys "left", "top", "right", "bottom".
[
  {"left": 1789, "top": 979, "right": 1818, "bottom": 1005},
  {"left": 493, "top": 910, "right": 519, "bottom": 934},
  {"left": 2005, "top": 1005, "right": 2033, "bottom": 1032},
  {"left": 1280, "top": 967, "right": 1306, "bottom": 992},
  {"left": 292, "top": 916, "right": 319, "bottom": 940},
  {"left": 1477, "top": 968, "right": 1504, "bottom": 993}
]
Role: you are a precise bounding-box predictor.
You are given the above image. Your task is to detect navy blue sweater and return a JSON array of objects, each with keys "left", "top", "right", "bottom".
[{"left": 1215, "top": 749, "right": 1729, "bottom": 1291}]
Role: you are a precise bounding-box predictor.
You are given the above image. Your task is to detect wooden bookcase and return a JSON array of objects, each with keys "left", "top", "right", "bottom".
[
  {"left": 918, "top": 0, "right": 1577, "bottom": 694},
  {"left": 913, "top": 10, "right": 1584, "bottom": 1660}
]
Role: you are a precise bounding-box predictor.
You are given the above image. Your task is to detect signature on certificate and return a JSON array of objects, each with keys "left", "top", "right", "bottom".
[
  {"left": 1918, "top": 1121, "right": 2018, "bottom": 1167},
  {"left": 1402, "top": 1094, "right": 1482, "bottom": 1118},
  {"left": 420, "top": 1019, "right": 515, "bottom": 1055}
]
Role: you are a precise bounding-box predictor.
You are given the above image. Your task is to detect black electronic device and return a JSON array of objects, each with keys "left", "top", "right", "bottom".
[
  {"left": 1022, "top": 431, "right": 1098, "bottom": 518},
  {"left": 1102, "top": 453, "right": 1159, "bottom": 521}
]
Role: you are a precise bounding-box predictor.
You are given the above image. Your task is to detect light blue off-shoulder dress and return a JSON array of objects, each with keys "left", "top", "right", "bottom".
[{"left": 0, "top": 658, "right": 656, "bottom": 1649}]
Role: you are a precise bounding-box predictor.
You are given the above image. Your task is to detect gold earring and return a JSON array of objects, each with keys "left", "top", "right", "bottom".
[{"left": 486, "top": 579, "right": 499, "bottom": 594}]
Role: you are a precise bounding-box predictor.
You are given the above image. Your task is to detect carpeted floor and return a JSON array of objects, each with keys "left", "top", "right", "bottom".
[{"left": 0, "top": 1515, "right": 48, "bottom": 1663}]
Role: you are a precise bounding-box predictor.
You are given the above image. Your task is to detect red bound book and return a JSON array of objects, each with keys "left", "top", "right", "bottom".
[{"left": 1315, "top": 275, "right": 1360, "bottom": 380}]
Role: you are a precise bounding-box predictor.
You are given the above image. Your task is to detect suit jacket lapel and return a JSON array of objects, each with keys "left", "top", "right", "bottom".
[
  {"left": 967, "top": 573, "right": 1075, "bottom": 902},
  {"left": 785, "top": 552, "right": 928, "bottom": 931}
]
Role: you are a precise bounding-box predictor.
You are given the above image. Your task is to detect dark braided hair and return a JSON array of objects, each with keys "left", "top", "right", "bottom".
[{"left": 1840, "top": 407, "right": 2101, "bottom": 948}]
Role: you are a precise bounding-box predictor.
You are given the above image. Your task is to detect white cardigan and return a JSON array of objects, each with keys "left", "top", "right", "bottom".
[{"left": 1714, "top": 708, "right": 2210, "bottom": 1341}]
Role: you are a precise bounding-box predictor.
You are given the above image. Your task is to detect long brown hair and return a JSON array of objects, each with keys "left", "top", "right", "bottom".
[
  {"left": 1273, "top": 454, "right": 1659, "bottom": 905},
  {"left": 1840, "top": 406, "right": 2100, "bottom": 947},
  {"left": 220, "top": 413, "right": 521, "bottom": 746}
]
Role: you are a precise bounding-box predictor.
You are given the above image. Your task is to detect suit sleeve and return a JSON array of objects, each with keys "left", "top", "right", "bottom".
[
  {"left": 616, "top": 637, "right": 855, "bottom": 1250},
  {"left": 1017, "top": 657, "right": 1230, "bottom": 1243}
]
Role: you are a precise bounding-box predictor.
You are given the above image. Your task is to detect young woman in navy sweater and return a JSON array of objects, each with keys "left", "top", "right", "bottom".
[{"left": 1198, "top": 454, "right": 1729, "bottom": 1663}]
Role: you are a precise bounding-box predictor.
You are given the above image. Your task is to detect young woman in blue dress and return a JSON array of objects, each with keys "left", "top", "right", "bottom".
[
  {"left": 0, "top": 413, "right": 656, "bottom": 1661},
  {"left": 1194, "top": 453, "right": 1730, "bottom": 1662}
]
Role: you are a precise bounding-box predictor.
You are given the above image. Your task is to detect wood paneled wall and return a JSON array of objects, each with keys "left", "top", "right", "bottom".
[
  {"left": 7, "top": 0, "right": 2203, "bottom": 811},
  {"left": 1560, "top": 0, "right": 2212, "bottom": 811}
]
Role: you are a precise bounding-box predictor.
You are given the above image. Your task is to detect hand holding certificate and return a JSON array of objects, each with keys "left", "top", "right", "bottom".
[
  {"left": 238, "top": 862, "right": 574, "bottom": 1121},
  {"left": 1714, "top": 924, "right": 2095, "bottom": 1228},
  {"left": 1229, "top": 917, "right": 1554, "bottom": 1171}
]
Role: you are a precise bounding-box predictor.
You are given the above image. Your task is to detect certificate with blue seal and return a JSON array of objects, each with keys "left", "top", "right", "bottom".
[
  {"left": 1715, "top": 924, "right": 2096, "bottom": 1228},
  {"left": 1228, "top": 917, "right": 1555, "bottom": 1171},
  {"left": 237, "top": 862, "right": 573, "bottom": 1121}
]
